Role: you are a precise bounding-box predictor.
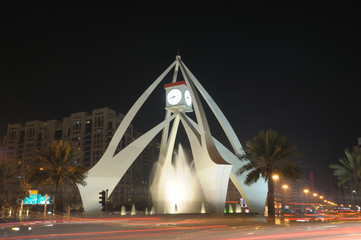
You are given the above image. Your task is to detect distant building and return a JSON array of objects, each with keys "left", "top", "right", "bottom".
[{"left": 2, "top": 107, "right": 158, "bottom": 209}]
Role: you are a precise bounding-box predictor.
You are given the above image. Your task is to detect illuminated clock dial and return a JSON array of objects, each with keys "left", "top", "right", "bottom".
[
  {"left": 184, "top": 90, "right": 192, "bottom": 106},
  {"left": 167, "top": 89, "right": 182, "bottom": 105}
]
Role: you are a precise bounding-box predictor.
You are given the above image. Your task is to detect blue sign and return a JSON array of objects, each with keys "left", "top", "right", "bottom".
[{"left": 23, "top": 194, "right": 50, "bottom": 205}]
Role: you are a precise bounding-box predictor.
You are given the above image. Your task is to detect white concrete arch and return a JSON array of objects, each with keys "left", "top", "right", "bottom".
[
  {"left": 78, "top": 61, "right": 176, "bottom": 215},
  {"left": 179, "top": 113, "right": 267, "bottom": 214},
  {"left": 177, "top": 60, "right": 267, "bottom": 214}
]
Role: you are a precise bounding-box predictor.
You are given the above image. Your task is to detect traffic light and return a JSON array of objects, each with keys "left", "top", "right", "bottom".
[{"left": 99, "top": 190, "right": 106, "bottom": 206}]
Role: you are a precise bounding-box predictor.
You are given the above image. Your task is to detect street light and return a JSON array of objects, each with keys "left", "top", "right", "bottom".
[
  {"left": 312, "top": 193, "right": 318, "bottom": 204},
  {"left": 352, "top": 190, "right": 357, "bottom": 207},
  {"left": 272, "top": 175, "right": 279, "bottom": 214},
  {"left": 303, "top": 189, "right": 309, "bottom": 209},
  {"left": 282, "top": 185, "right": 288, "bottom": 211}
]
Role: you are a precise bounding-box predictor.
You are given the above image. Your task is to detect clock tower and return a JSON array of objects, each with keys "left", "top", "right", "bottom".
[{"left": 164, "top": 81, "right": 192, "bottom": 112}]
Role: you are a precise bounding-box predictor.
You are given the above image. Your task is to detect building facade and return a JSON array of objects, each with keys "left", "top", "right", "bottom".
[{"left": 2, "top": 107, "right": 158, "bottom": 210}]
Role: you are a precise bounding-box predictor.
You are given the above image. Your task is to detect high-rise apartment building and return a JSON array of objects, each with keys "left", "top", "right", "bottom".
[{"left": 2, "top": 107, "right": 158, "bottom": 209}]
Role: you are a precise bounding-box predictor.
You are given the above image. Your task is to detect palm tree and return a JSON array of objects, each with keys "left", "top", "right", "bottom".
[
  {"left": 237, "top": 129, "right": 302, "bottom": 218},
  {"left": 29, "top": 140, "right": 88, "bottom": 214},
  {"left": 0, "top": 161, "right": 29, "bottom": 210},
  {"left": 329, "top": 147, "right": 361, "bottom": 205}
]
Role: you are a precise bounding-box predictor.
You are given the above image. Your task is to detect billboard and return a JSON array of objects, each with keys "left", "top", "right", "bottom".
[{"left": 23, "top": 190, "right": 50, "bottom": 205}]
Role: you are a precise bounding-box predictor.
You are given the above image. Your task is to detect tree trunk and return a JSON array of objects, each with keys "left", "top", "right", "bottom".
[
  {"left": 54, "top": 179, "right": 63, "bottom": 214},
  {"left": 267, "top": 179, "right": 275, "bottom": 218},
  {"left": 44, "top": 194, "right": 48, "bottom": 218}
]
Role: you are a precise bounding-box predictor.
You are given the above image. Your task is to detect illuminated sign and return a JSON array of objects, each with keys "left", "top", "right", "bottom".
[{"left": 23, "top": 190, "right": 50, "bottom": 205}]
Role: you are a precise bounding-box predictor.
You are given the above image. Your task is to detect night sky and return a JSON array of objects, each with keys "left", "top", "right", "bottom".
[{"left": 1, "top": 4, "right": 360, "bottom": 174}]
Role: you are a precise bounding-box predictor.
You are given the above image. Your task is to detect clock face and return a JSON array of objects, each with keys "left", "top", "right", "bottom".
[
  {"left": 184, "top": 90, "right": 192, "bottom": 106},
  {"left": 167, "top": 89, "right": 182, "bottom": 105}
]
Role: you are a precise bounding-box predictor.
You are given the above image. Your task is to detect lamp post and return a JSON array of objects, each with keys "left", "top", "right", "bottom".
[
  {"left": 282, "top": 185, "right": 288, "bottom": 212},
  {"left": 352, "top": 190, "right": 357, "bottom": 208},
  {"left": 313, "top": 193, "right": 318, "bottom": 204},
  {"left": 312, "top": 193, "right": 318, "bottom": 211},
  {"left": 304, "top": 189, "right": 309, "bottom": 211},
  {"left": 319, "top": 196, "right": 324, "bottom": 210},
  {"left": 272, "top": 175, "right": 279, "bottom": 214}
]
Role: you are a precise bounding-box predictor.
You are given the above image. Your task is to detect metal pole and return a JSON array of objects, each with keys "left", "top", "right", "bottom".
[
  {"left": 44, "top": 194, "right": 48, "bottom": 218},
  {"left": 106, "top": 189, "right": 109, "bottom": 215}
]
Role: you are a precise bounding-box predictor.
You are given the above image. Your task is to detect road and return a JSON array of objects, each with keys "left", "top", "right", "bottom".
[{"left": 1, "top": 214, "right": 361, "bottom": 239}]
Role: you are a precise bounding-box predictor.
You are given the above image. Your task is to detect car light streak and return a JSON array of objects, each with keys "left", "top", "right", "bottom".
[
  {"left": 284, "top": 217, "right": 313, "bottom": 221},
  {"left": 338, "top": 217, "right": 361, "bottom": 221},
  {"left": 1, "top": 224, "right": 228, "bottom": 239},
  {"left": 68, "top": 231, "right": 184, "bottom": 240},
  {"left": 0, "top": 217, "right": 162, "bottom": 228},
  {"left": 129, "top": 220, "right": 205, "bottom": 225},
  {"left": 227, "top": 226, "right": 361, "bottom": 240},
  {"left": 57, "top": 217, "right": 162, "bottom": 223}
]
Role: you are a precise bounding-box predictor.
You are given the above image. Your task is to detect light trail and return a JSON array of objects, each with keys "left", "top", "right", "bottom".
[
  {"left": 68, "top": 231, "right": 184, "bottom": 240},
  {"left": 226, "top": 226, "right": 361, "bottom": 240},
  {"left": 128, "top": 220, "right": 205, "bottom": 225},
  {"left": 0, "top": 216, "right": 162, "bottom": 228},
  {"left": 1, "top": 224, "right": 228, "bottom": 239}
]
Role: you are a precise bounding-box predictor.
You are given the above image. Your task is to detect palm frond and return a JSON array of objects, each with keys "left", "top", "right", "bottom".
[
  {"left": 237, "top": 162, "right": 255, "bottom": 175},
  {"left": 329, "top": 147, "right": 361, "bottom": 189},
  {"left": 244, "top": 168, "right": 261, "bottom": 186},
  {"left": 29, "top": 140, "right": 87, "bottom": 190},
  {"left": 236, "top": 129, "right": 302, "bottom": 186}
]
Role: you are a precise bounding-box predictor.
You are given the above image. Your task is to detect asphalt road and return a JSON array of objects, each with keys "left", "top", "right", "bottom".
[{"left": 1, "top": 214, "right": 361, "bottom": 239}]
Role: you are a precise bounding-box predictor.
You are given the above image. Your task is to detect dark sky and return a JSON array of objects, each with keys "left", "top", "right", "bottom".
[{"left": 0, "top": 3, "right": 360, "bottom": 173}]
